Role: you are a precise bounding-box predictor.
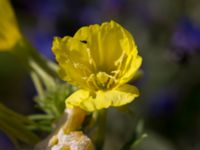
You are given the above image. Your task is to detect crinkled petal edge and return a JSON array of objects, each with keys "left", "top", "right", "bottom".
[{"left": 66, "top": 84, "right": 139, "bottom": 112}]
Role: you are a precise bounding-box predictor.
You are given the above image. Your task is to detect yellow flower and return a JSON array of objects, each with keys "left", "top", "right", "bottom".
[
  {"left": 52, "top": 21, "right": 142, "bottom": 112},
  {"left": 0, "top": 0, "right": 21, "bottom": 51}
]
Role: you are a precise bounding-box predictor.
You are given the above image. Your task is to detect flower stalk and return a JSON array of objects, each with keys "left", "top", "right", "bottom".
[
  {"left": 94, "top": 110, "right": 107, "bottom": 150},
  {"left": 11, "top": 38, "right": 58, "bottom": 94},
  {"left": 48, "top": 107, "right": 87, "bottom": 148}
]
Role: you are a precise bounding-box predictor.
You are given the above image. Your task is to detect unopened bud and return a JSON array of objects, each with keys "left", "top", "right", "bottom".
[{"left": 51, "top": 130, "right": 93, "bottom": 150}]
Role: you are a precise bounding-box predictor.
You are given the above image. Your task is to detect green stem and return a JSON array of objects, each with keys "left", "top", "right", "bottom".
[
  {"left": 48, "top": 108, "right": 86, "bottom": 147},
  {"left": 29, "top": 58, "right": 56, "bottom": 90},
  {"left": 30, "top": 71, "right": 45, "bottom": 98},
  {"left": 0, "top": 103, "right": 40, "bottom": 145},
  {"left": 10, "top": 37, "right": 58, "bottom": 94},
  {"left": 0, "top": 103, "right": 34, "bottom": 124},
  {"left": 95, "top": 110, "right": 107, "bottom": 150}
]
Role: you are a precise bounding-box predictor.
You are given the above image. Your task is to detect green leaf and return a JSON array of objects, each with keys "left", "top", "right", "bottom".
[
  {"left": 34, "top": 83, "right": 75, "bottom": 120},
  {"left": 0, "top": 103, "right": 40, "bottom": 147},
  {"left": 28, "top": 83, "right": 75, "bottom": 134},
  {"left": 120, "top": 120, "right": 148, "bottom": 150}
]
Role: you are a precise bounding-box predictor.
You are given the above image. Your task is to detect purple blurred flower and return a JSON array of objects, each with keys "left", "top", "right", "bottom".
[
  {"left": 131, "top": 1, "right": 154, "bottom": 25},
  {"left": 79, "top": 0, "right": 128, "bottom": 25},
  {"left": 146, "top": 87, "right": 179, "bottom": 118},
  {"left": 24, "top": 29, "right": 55, "bottom": 60},
  {"left": 17, "top": 0, "right": 66, "bottom": 59},
  {"left": 79, "top": 6, "right": 101, "bottom": 25},
  {"left": 24, "top": 0, "right": 64, "bottom": 20},
  {"left": 102, "top": 0, "right": 126, "bottom": 17},
  {"left": 171, "top": 18, "right": 200, "bottom": 62},
  {"left": 0, "top": 132, "right": 15, "bottom": 150}
]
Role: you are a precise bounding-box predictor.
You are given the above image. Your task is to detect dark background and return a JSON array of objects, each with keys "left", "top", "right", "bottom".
[{"left": 0, "top": 0, "right": 200, "bottom": 149}]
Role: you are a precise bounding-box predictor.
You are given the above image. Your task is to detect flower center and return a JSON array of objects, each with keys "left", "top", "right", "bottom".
[{"left": 86, "top": 72, "right": 116, "bottom": 91}]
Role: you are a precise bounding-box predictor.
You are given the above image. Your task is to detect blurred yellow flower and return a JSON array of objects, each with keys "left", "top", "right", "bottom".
[
  {"left": 0, "top": 0, "right": 21, "bottom": 51},
  {"left": 52, "top": 21, "right": 142, "bottom": 111}
]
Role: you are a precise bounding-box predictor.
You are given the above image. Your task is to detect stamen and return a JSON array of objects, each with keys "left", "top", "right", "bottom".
[
  {"left": 86, "top": 48, "right": 97, "bottom": 72},
  {"left": 114, "top": 52, "right": 128, "bottom": 78},
  {"left": 96, "top": 72, "right": 116, "bottom": 90},
  {"left": 87, "top": 74, "right": 99, "bottom": 90}
]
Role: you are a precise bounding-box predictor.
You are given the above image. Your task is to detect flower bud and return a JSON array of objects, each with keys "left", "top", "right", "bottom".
[
  {"left": 51, "top": 130, "right": 93, "bottom": 150},
  {"left": 0, "top": 0, "right": 21, "bottom": 51}
]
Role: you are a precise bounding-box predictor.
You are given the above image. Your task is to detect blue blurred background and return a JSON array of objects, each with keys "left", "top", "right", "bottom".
[{"left": 0, "top": 0, "right": 200, "bottom": 149}]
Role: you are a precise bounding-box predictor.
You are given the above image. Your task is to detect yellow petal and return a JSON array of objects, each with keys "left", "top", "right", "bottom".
[
  {"left": 66, "top": 84, "right": 139, "bottom": 112},
  {"left": 52, "top": 36, "right": 94, "bottom": 89},
  {"left": 0, "top": 0, "right": 21, "bottom": 51},
  {"left": 73, "top": 20, "right": 135, "bottom": 72},
  {"left": 118, "top": 55, "right": 142, "bottom": 86}
]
